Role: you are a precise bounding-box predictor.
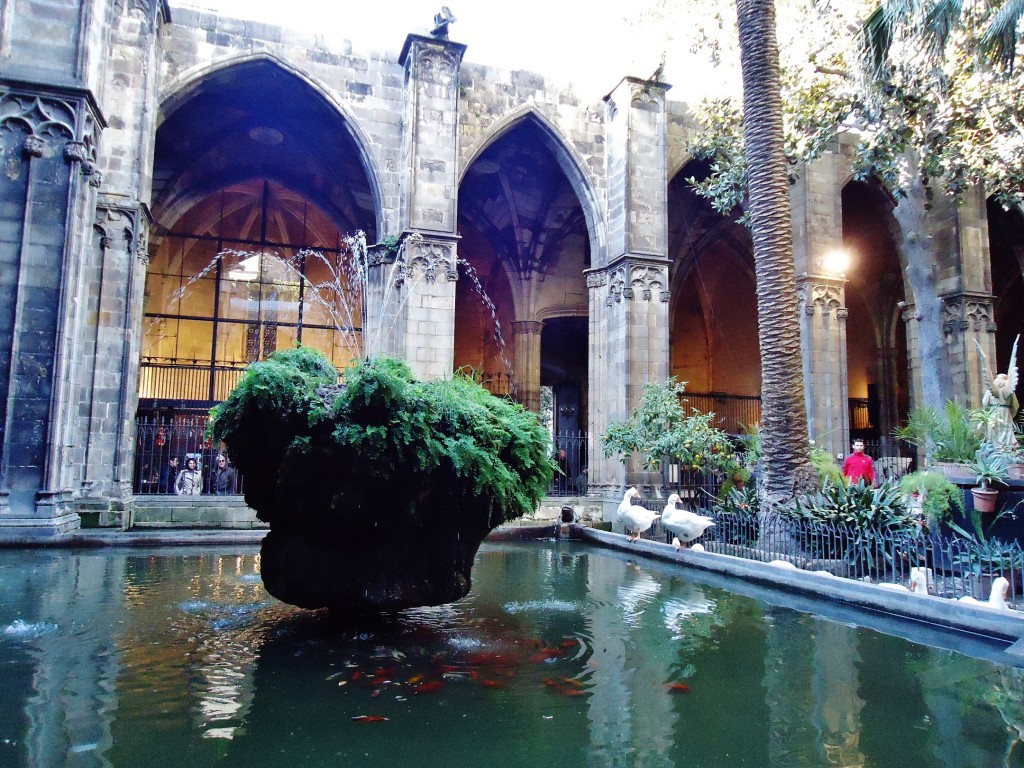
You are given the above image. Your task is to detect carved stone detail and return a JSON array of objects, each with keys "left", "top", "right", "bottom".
[
  {"left": 1, "top": 91, "right": 99, "bottom": 171},
  {"left": 23, "top": 134, "right": 45, "bottom": 157},
  {"left": 418, "top": 49, "right": 457, "bottom": 85},
  {"left": 95, "top": 203, "right": 148, "bottom": 260},
  {"left": 805, "top": 283, "right": 845, "bottom": 316},
  {"left": 604, "top": 261, "right": 667, "bottom": 305},
  {"left": 404, "top": 236, "right": 457, "bottom": 283},
  {"left": 511, "top": 320, "right": 543, "bottom": 336},
  {"left": 585, "top": 270, "right": 607, "bottom": 289},
  {"left": 64, "top": 140, "right": 88, "bottom": 163},
  {"left": 941, "top": 295, "right": 995, "bottom": 334}
]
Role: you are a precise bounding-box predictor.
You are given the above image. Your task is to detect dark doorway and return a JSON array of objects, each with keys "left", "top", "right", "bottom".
[{"left": 542, "top": 317, "right": 588, "bottom": 493}]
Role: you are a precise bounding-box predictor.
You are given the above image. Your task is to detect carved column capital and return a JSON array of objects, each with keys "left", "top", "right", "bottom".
[
  {"left": 401, "top": 232, "right": 459, "bottom": 283},
  {"left": 801, "top": 278, "right": 846, "bottom": 317},
  {"left": 585, "top": 269, "right": 608, "bottom": 289},
  {"left": 941, "top": 292, "right": 996, "bottom": 334},
  {"left": 604, "top": 256, "right": 669, "bottom": 306},
  {"left": 63, "top": 140, "right": 88, "bottom": 163},
  {"left": 23, "top": 134, "right": 45, "bottom": 158},
  {"left": 510, "top": 320, "right": 543, "bottom": 336}
]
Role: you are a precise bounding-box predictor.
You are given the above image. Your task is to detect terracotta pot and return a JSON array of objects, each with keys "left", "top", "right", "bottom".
[
  {"left": 1008, "top": 463, "right": 1024, "bottom": 481},
  {"left": 971, "top": 486, "right": 999, "bottom": 513}
]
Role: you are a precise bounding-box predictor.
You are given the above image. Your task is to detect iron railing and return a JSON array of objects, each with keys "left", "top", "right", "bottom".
[
  {"left": 856, "top": 438, "right": 918, "bottom": 481},
  {"left": 684, "top": 392, "right": 761, "bottom": 435},
  {"left": 134, "top": 414, "right": 243, "bottom": 495},
  {"left": 549, "top": 431, "right": 588, "bottom": 496},
  {"left": 138, "top": 358, "right": 251, "bottom": 405},
  {"left": 637, "top": 507, "right": 1022, "bottom": 608}
]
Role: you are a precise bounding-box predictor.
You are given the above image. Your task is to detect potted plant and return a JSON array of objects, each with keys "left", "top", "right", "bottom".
[
  {"left": 969, "top": 443, "right": 1011, "bottom": 513},
  {"left": 602, "top": 378, "right": 737, "bottom": 491},
  {"left": 898, "top": 470, "right": 964, "bottom": 529},
  {"left": 894, "top": 401, "right": 982, "bottom": 478}
]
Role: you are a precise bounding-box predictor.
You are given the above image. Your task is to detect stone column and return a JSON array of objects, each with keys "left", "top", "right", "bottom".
[
  {"left": 791, "top": 158, "right": 848, "bottom": 459},
  {"left": 939, "top": 187, "right": 997, "bottom": 408},
  {"left": 798, "top": 276, "right": 850, "bottom": 459},
  {"left": 77, "top": 201, "right": 151, "bottom": 527},
  {"left": 400, "top": 233, "right": 459, "bottom": 380},
  {"left": 592, "top": 77, "right": 671, "bottom": 515},
  {"left": 0, "top": 83, "right": 105, "bottom": 534},
  {"left": 941, "top": 292, "right": 997, "bottom": 406},
  {"left": 589, "top": 259, "right": 671, "bottom": 512},
  {"left": 511, "top": 321, "right": 542, "bottom": 413},
  {"left": 384, "top": 33, "right": 466, "bottom": 381}
]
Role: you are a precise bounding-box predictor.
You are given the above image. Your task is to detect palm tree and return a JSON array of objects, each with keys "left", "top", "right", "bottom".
[{"left": 735, "top": 0, "right": 816, "bottom": 503}]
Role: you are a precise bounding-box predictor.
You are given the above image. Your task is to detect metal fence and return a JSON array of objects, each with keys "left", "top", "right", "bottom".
[
  {"left": 858, "top": 438, "right": 918, "bottom": 482},
  {"left": 549, "top": 431, "right": 588, "bottom": 496},
  {"left": 685, "top": 392, "right": 761, "bottom": 435},
  {"left": 638, "top": 507, "right": 1022, "bottom": 608},
  {"left": 134, "top": 414, "right": 244, "bottom": 496}
]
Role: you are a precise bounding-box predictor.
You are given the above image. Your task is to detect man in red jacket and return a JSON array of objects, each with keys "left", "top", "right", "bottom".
[{"left": 842, "top": 440, "right": 876, "bottom": 485}]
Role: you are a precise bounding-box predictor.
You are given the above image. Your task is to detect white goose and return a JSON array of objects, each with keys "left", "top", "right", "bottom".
[
  {"left": 877, "top": 568, "right": 929, "bottom": 594},
  {"left": 617, "top": 488, "right": 660, "bottom": 542},
  {"left": 958, "top": 576, "right": 1013, "bottom": 611},
  {"left": 661, "top": 493, "right": 715, "bottom": 549}
]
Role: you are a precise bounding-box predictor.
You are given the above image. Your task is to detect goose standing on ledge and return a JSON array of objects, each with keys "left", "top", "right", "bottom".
[
  {"left": 958, "top": 576, "right": 1013, "bottom": 610},
  {"left": 662, "top": 493, "right": 715, "bottom": 549},
  {"left": 617, "top": 488, "right": 660, "bottom": 542}
]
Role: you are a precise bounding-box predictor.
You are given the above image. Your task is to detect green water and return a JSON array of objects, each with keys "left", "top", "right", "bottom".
[{"left": 0, "top": 541, "right": 1021, "bottom": 768}]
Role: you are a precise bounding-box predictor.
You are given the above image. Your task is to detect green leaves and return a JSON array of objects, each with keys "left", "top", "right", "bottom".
[
  {"left": 601, "top": 378, "right": 737, "bottom": 473},
  {"left": 213, "top": 349, "right": 553, "bottom": 533}
]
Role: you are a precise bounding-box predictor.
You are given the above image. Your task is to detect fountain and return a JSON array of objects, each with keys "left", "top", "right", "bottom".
[{"left": 200, "top": 231, "right": 550, "bottom": 611}]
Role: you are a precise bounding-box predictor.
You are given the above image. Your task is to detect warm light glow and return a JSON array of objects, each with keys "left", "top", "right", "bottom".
[
  {"left": 821, "top": 249, "right": 851, "bottom": 276},
  {"left": 227, "top": 255, "right": 261, "bottom": 281}
]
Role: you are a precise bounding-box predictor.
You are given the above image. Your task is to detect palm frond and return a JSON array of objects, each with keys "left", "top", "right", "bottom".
[
  {"left": 860, "top": 5, "right": 894, "bottom": 79},
  {"left": 984, "top": 0, "right": 1024, "bottom": 72},
  {"left": 922, "top": 0, "right": 963, "bottom": 62}
]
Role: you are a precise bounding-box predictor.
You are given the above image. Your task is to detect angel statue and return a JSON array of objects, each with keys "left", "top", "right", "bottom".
[{"left": 976, "top": 334, "right": 1020, "bottom": 450}]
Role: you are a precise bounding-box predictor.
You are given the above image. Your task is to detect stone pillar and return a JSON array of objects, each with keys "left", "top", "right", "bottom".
[
  {"left": 385, "top": 33, "right": 466, "bottom": 381},
  {"left": 400, "top": 233, "right": 459, "bottom": 379},
  {"left": 0, "top": 82, "right": 105, "bottom": 535},
  {"left": 511, "top": 321, "right": 543, "bottom": 413},
  {"left": 940, "top": 185, "right": 997, "bottom": 408},
  {"left": 791, "top": 158, "right": 848, "bottom": 459},
  {"left": 78, "top": 201, "right": 151, "bottom": 527},
  {"left": 798, "top": 277, "right": 850, "bottom": 459},
  {"left": 591, "top": 77, "right": 671, "bottom": 514},
  {"left": 589, "top": 260, "right": 671, "bottom": 510},
  {"left": 941, "top": 292, "right": 997, "bottom": 407}
]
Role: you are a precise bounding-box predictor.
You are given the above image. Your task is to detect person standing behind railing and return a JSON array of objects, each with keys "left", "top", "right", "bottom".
[
  {"left": 841, "top": 440, "right": 876, "bottom": 486},
  {"left": 158, "top": 456, "right": 179, "bottom": 494},
  {"left": 175, "top": 457, "right": 202, "bottom": 495},
  {"left": 210, "top": 455, "right": 237, "bottom": 495}
]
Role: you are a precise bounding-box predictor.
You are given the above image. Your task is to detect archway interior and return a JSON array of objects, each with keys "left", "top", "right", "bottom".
[
  {"left": 455, "top": 120, "right": 590, "bottom": 405},
  {"left": 987, "top": 198, "right": 1024, "bottom": 372},
  {"left": 141, "top": 61, "right": 378, "bottom": 413},
  {"left": 668, "top": 160, "right": 761, "bottom": 434},
  {"left": 841, "top": 181, "right": 909, "bottom": 439}
]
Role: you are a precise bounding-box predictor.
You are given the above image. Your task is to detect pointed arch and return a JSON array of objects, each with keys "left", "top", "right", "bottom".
[
  {"left": 156, "top": 52, "right": 384, "bottom": 237},
  {"left": 461, "top": 106, "right": 605, "bottom": 265}
]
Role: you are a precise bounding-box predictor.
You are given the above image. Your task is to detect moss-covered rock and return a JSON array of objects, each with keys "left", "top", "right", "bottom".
[{"left": 210, "top": 349, "right": 553, "bottom": 612}]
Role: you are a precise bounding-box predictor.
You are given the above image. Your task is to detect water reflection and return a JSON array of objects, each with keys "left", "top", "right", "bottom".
[{"left": 0, "top": 543, "right": 1021, "bottom": 767}]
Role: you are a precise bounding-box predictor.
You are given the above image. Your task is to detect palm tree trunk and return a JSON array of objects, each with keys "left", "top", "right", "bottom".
[{"left": 735, "top": 0, "right": 816, "bottom": 504}]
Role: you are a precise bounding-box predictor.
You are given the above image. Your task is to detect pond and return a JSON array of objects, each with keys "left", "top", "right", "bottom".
[{"left": 1, "top": 541, "right": 1021, "bottom": 767}]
